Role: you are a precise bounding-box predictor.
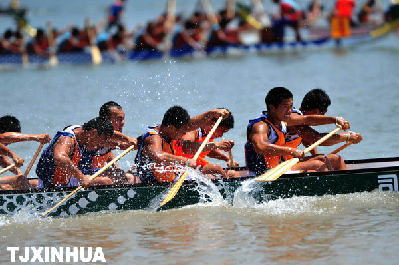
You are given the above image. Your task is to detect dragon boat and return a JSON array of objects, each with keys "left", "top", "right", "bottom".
[
  {"left": 0, "top": 157, "right": 398, "bottom": 217},
  {"left": 0, "top": 19, "right": 397, "bottom": 67}
]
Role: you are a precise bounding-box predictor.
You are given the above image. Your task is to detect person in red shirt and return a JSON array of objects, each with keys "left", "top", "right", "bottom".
[{"left": 331, "top": 0, "right": 356, "bottom": 39}]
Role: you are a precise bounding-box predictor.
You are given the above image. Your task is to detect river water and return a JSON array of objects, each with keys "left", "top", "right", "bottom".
[{"left": 1, "top": 0, "right": 399, "bottom": 264}]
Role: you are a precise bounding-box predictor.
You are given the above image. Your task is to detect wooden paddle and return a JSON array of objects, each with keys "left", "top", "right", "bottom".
[
  {"left": 0, "top": 164, "right": 15, "bottom": 176},
  {"left": 228, "top": 150, "right": 234, "bottom": 167},
  {"left": 41, "top": 144, "right": 136, "bottom": 217},
  {"left": 160, "top": 116, "right": 223, "bottom": 207},
  {"left": 85, "top": 19, "right": 102, "bottom": 65},
  {"left": 330, "top": 142, "right": 352, "bottom": 155},
  {"left": 46, "top": 22, "right": 58, "bottom": 66},
  {"left": 157, "top": 0, "right": 176, "bottom": 55},
  {"left": 370, "top": 19, "right": 399, "bottom": 38},
  {"left": 236, "top": 2, "right": 263, "bottom": 30},
  {"left": 202, "top": 0, "right": 219, "bottom": 25},
  {"left": 256, "top": 126, "right": 342, "bottom": 182},
  {"left": 24, "top": 143, "right": 44, "bottom": 177}
]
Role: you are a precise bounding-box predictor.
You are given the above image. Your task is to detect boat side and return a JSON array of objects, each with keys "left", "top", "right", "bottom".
[{"left": 1, "top": 157, "right": 398, "bottom": 217}]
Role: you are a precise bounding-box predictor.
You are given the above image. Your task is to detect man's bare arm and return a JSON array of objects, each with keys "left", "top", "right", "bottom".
[
  {"left": 53, "top": 136, "right": 87, "bottom": 183},
  {"left": 0, "top": 132, "right": 51, "bottom": 145},
  {"left": 143, "top": 135, "right": 190, "bottom": 166},
  {"left": 249, "top": 122, "right": 303, "bottom": 158},
  {"left": 287, "top": 114, "right": 350, "bottom": 129}
]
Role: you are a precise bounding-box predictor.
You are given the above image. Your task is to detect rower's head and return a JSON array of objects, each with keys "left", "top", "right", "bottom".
[
  {"left": 161, "top": 106, "right": 190, "bottom": 139},
  {"left": 82, "top": 117, "right": 114, "bottom": 147},
  {"left": 3, "top": 29, "right": 13, "bottom": 40},
  {"left": 265, "top": 87, "right": 293, "bottom": 122},
  {"left": 206, "top": 110, "right": 234, "bottom": 138},
  {"left": 99, "top": 101, "right": 125, "bottom": 132},
  {"left": 300, "top": 88, "right": 331, "bottom": 115},
  {"left": 0, "top": 115, "right": 21, "bottom": 134}
]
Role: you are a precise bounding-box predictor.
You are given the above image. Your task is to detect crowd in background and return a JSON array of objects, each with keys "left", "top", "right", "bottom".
[{"left": 0, "top": 0, "right": 398, "bottom": 58}]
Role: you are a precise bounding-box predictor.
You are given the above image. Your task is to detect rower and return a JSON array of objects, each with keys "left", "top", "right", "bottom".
[
  {"left": 173, "top": 110, "right": 239, "bottom": 178},
  {"left": 245, "top": 87, "right": 351, "bottom": 175},
  {"left": 134, "top": 106, "right": 229, "bottom": 184},
  {"left": 0, "top": 115, "right": 51, "bottom": 190},
  {"left": 330, "top": 0, "right": 356, "bottom": 42},
  {"left": 0, "top": 29, "right": 14, "bottom": 54},
  {"left": 99, "top": 101, "right": 140, "bottom": 184},
  {"left": 172, "top": 20, "right": 204, "bottom": 51},
  {"left": 36, "top": 117, "right": 137, "bottom": 188},
  {"left": 286, "top": 89, "right": 363, "bottom": 170},
  {"left": 105, "top": 0, "right": 126, "bottom": 32},
  {"left": 57, "top": 27, "right": 84, "bottom": 53},
  {"left": 26, "top": 28, "right": 49, "bottom": 56},
  {"left": 272, "top": 0, "right": 304, "bottom": 42}
]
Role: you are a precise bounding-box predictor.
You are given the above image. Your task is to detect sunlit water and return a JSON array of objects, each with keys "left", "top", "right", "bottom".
[{"left": 1, "top": 0, "right": 399, "bottom": 264}]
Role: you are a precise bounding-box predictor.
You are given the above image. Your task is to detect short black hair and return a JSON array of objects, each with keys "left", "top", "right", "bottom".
[
  {"left": 82, "top": 117, "right": 114, "bottom": 136},
  {"left": 300, "top": 88, "right": 331, "bottom": 113},
  {"left": 4, "top": 29, "right": 13, "bottom": 39},
  {"left": 99, "top": 101, "right": 122, "bottom": 119},
  {"left": 265, "top": 87, "right": 293, "bottom": 110},
  {"left": 161, "top": 106, "right": 190, "bottom": 129},
  {"left": 0, "top": 115, "right": 21, "bottom": 134},
  {"left": 212, "top": 109, "right": 234, "bottom": 129}
]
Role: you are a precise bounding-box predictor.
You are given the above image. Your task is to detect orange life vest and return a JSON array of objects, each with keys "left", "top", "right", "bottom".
[
  {"left": 152, "top": 139, "right": 180, "bottom": 182},
  {"left": 172, "top": 128, "right": 212, "bottom": 167}
]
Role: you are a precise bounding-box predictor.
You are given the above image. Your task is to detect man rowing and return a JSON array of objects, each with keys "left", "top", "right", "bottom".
[
  {"left": 288, "top": 89, "right": 363, "bottom": 162},
  {"left": 134, "top": 106, "right": 230, "bottom": 183},
  {"left": 272, "top": 0, "right": 304, "bottom": 42},
  {"left": 0, "top": 115, "right": 51, "bottom": 190},
  {"left": 98, "top": 101, "right": 140, "bottom": 184},
  {"left": 245, "top": 87, "right": 352, "bottom": 175},
  {"left": 173, "top": 110, "right": 240, "bottom": 178},
  {"left": 36, "top": 117, "right": 137, "bottom": 188}
]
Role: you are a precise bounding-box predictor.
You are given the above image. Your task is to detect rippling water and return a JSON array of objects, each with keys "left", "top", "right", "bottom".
[{"left": 1, "top": 1, "right": 399, "bottom": 264}]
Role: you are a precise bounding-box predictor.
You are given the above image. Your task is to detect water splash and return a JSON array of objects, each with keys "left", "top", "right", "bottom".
[
  {"left": 186, "top": 168, "right": 226, "bottom": 207},
  {"left": 233, "top": 179, "right": 277, "bottom": 207},
  {"left": 0, "top": 208, "right": 47, "bottom": 227},
  {"left": 147, "top": 168, "right": 227, "bottom": 211}
]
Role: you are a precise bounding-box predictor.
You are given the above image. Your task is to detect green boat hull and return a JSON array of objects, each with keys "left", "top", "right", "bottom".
[{"left": 1, "top": 158, "right": 398, "bottom": 217}]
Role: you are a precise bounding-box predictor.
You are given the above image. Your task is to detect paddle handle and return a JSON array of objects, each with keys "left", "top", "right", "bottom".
[
  {"left": 159, "top": 116, "right": 224, "bottom": 207},
  {"left": 42, "top": 144, "right": 136, "bottom": 217},
  {"left": 228, "top": 150, "right": 234, "bottom": 167},
  {"left": 330, "top": 142, "right": 351, "bottom": 155},
  {"left": 193, "top": 116, "right": 223, "bottom": 161},
  {"left": 24, "top": 143, "right": 44, "bottom": 177},
  {"left": 303, "top": 126, "right": 342, "bottom": 155},
  {"left": 202, "top": 0, "right": 219, "bottom": 25},
  {"left": 0, "top": 164, "right": 15, "bottom": 176}
]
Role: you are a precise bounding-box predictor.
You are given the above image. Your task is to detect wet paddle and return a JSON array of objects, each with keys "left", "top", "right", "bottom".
[
  {"left": 23, "top": 143, "right": 44, "bottom": 177},
  {"left": 256, "top": 126, "right": 342, "bottom": 182},
  {"left": 41, "top": 144, "right": 136, "bottom": 217},
  {"left": 0, "top": 164, "right": 15, "bottom": 176},
  {"left": 46, "top": 22, "right": 58, "bottom": 66},
  {"left": 86, "top": 19, "right": 102, "bottom": 65},
  {"left": 159, "top": 0, "right": 176, "bottom": 54},
  {"left": 370, "top": 19, "right": 399, "bottom": 38},
  {"left": 160, "top": 116, "right": 223, "bottom": 207}
]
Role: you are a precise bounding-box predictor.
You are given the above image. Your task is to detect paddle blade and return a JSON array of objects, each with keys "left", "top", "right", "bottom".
[
  {"left": 254, "top": 159, "right": 291, "bottom": 181},
  {"left": 91, "top": 46, "right": 102, "bottom": 65},
  {"left": 49, "top": 55, "right": 59, "bottom": 67},
  {"left": 256, "top": 158, "right": 299, "bottom": 182},
  {"left": 160, "top": 171, "right": 188, "bottom": 207},
  {"left": 370, "top": 20, "right": 399, "bottom": 38}
]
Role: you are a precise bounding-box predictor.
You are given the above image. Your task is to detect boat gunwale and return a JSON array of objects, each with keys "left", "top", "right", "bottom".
[{"left": 0, "top": 156, "right": 398, "bottom": 195}]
